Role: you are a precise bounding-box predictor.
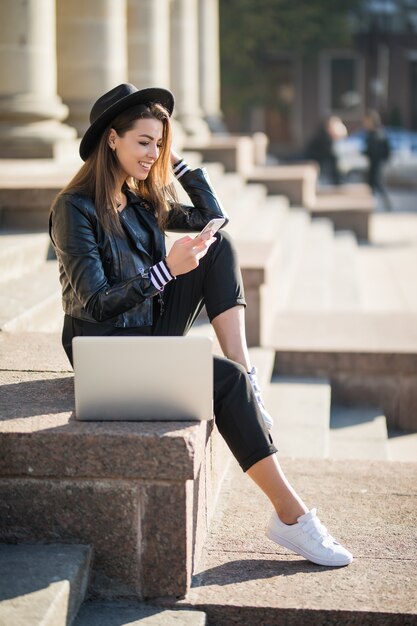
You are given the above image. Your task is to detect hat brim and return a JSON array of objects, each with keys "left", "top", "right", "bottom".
[{"left": 79, "top": 87, "right": 174, "bottom": 161}]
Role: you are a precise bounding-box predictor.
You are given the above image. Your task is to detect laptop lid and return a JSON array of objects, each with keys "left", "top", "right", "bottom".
[{"left": 72, "top": 335, "right": 213, "bottom": 421}]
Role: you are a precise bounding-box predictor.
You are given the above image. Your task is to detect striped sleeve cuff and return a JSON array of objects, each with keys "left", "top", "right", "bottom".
[
  {"left": 149, "top": 259, "right": 175, "bottom": 291},
  {"left": 173, "top": 158, "right": 191, "bottom": 179}
]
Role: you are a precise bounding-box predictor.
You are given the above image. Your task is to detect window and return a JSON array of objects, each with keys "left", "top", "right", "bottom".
[
  {"left": 330, "top": 58, "right": 357, "bottom": 110},
  {"left": 320, "top": 51, "right": 364, "bottom": 119}
]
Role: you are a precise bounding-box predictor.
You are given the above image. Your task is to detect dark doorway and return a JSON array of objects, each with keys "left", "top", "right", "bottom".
[{"left": 410, "top": 60, "right": 417, "bottom": 130}]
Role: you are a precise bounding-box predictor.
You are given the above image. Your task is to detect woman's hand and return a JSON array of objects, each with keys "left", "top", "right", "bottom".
[
  {"left": 165, "top": 232, "right": 216, "bottom": 277},
  {"left": 170, "top": 147, "right": 182, "bottom": 166}
]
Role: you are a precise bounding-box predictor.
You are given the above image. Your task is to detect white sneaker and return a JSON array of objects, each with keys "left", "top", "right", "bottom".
[
  {"left": 248, "top": 366, "right": 274, "bottom": 430},
  {"left": 266, "top": 508, "right": 353, "bottom": 567}
]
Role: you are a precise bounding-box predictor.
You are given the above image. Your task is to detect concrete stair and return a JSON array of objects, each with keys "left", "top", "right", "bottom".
[
  {"left": 74, "top": 603, "right": 207, "bottom": 626},
  {"left": 0, "top": 543, "right": 91, "bottom": 626},
  {"left": 0, "top": 230, "right": 62, "bottom": 332},
  {"left": 1, "top": 156, "right": 416, "bottom": 623},
  {"left": 267, "top": 210, "right": 417, "bottom": 433},
  {"left": 178, "top": 454, "right": 417, "bottom": 625}
]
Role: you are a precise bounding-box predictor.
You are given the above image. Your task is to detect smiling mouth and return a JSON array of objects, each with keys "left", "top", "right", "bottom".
[{"left": 139, "top": 161, "right": 152, "bottom": 170}]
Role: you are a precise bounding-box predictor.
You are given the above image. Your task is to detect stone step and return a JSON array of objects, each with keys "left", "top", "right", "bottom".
[
  {"left": 0, "top": 260, "right": 62, "bottom": 332},
  {"left": 286, "top": 217, "right": 335, "bottom": 311},
  {"left": 267, "top": 208, "right": 310, "bottom": 314},
  {"left": 271, "top": 311, "right": 417, "bottom": 431},
  {"left": 329, "top": 406, "right": 389, "bottom": 460},
  {"left": 236, "top": 194, "right": 290, "bottom": 242},
  {"left": 265, "top": 376, "right": 331, "bottom": 458},
  {"left": 246, "top": 163, "right": 318, "bottom": 206},
  {"left": 387, "top": 430, "right": 417, "bottom": 462},
  {"left": 357, "top": 244, "right": 407, "bottom": 312},
  {"left": 0, "top": 231, "right": 51, "bottom": 283},
  {"left": 74, "top": 602, "right": 207, "bottom": 626},
  {"left": 307, "top": 191, "right": 374, "bottom": 241},
  {"left": 0, "top": 543, "right": 91, "bottom": 626},
  {"left": 330, "top": 230, "right": 362, "bottom": 310},
  {"left": 180, "top": 457, "right": 417, "bottom": 625},
  {"left": 0, "top": 329, "right": 234, "bottom": 601}
]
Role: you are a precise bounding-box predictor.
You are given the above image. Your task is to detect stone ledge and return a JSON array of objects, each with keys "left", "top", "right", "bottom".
[
  {"left": 271, "top": 312, "right": 417, "bottom": 431},
  {"left": 0, "top": 332, "right": 231, "bottom": 599},
  {"left": 184, "top": 135, "right": 257, "bottom": 176},
  {"left": 307, "top": 193, "right": 375, "bottom": 241},
  {"left": 235, "top": 239, "right": 281, "bottom": 347},
  {"left": 246, "top": 163, "right": 318, "bottom": 206},
  {"left": 0, "top": 367, "right": 211, "bottom": 481}
]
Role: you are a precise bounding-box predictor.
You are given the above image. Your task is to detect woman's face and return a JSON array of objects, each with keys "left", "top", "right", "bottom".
[{"left": 109, "top": 117, "right": 164, "bottom": 181}]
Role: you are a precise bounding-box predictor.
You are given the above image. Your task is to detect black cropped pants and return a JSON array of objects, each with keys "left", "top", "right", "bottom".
[{"left": 63, "top": 231, "right": 277, "bottom": 471}]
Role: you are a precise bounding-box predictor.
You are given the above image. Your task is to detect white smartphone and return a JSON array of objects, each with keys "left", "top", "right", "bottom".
[{"left": 196, "top": 217, "right": 226, "bottom": 238}]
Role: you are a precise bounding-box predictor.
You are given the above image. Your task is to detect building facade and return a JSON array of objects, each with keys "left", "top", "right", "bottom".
[{"left": 229, "top": 1, "right": 417, "bottom": 156}]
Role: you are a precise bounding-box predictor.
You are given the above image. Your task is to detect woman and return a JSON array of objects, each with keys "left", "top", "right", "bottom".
[{"left": 50, "top": 83, "right": 352, "bottom": 567}]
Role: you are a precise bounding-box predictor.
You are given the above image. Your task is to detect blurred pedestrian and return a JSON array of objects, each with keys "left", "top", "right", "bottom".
[
  {"left": 363, "top": 110, "right": 392, "bottom": 211},
  {"left": 305, "top": 116, "right": 347, "bottom": 185}
]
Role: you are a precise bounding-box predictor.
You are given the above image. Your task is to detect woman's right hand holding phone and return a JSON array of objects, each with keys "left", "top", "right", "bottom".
[{"left": 165, "top": 231, "right": 216, "bottom": 277}]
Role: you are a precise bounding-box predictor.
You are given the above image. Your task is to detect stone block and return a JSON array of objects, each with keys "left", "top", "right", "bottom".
[
  {"left": 0, "top": 187, "right": 60, "bottom": 230},
  {"left": 0, "top": 543, "right": 91, "bottom": 626},
  {"left": 237, "top": 239, "right": 280, "bottom": 347},
  {"left": 307, "top": 188, "right": 375, "bottom": 240},
  {"left": 0, "top": 332, "right": 232, "bottom": 599},
  {"left": 184, "top": 135, "right": 255, "bottom": 176},
  {"left": 247, "top": 163, "right": 318, "bottom": 206},
  {"left": 271, "top": 312, "right": 417, "bottom": 431},
  {"left": 0, "top": 479, "right": 142, "bottom": 596}
]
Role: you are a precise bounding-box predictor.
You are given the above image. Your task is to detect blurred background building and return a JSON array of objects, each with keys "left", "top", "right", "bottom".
[
  {"left": 1, "top": 0, "right": 416, "bottom": 165},
  {"left": 220, "top": 0, "right": 417, "bottom": 158}
]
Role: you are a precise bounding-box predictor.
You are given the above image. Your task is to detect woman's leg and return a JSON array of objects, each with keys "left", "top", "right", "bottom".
[
  {"left": 246, "top": 455, "right": 307, "bottom": 524},
  {"left": 211, "top": 305, "right": 251, "bottom": 371}
]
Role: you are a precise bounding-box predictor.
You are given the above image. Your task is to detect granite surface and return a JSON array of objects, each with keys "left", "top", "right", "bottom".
[
  {"left": 175, "top": 458, "right": 417, "bottom": 625},
  {"left": 0, "top": 332, "right": 231, "bottom": 600}
]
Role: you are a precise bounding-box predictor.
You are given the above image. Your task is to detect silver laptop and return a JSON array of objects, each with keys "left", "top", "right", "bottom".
[{"left": 72, "top": 336, "right": 213, "bottom": 421}]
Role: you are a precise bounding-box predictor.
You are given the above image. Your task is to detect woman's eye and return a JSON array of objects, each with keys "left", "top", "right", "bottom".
[{"left": 139, "top": 141, "right": 149, "bottom": 146}]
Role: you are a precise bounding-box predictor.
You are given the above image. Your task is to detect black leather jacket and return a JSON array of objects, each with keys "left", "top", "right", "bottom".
[{"left": 49, "top": 167, "right": 228, "bottom": 328}]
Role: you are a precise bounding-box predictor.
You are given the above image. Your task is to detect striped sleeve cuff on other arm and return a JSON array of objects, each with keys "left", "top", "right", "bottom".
[
  {"left": 149, "top": 259, "right": 175, "bottom": 291},
  {"left": 173, "top": 159, "right": 191, "bottom": 179}
]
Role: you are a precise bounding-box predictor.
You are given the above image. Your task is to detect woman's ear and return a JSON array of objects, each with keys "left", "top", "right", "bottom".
[{"left": 108, "top": 129, "right": 117, "bottom": 150}]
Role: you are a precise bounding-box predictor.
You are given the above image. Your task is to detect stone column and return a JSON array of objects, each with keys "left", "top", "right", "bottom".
[
  {"left": 127, "top": 0, "right": 185, "bottom": 148},
  {"left": 0, "top": 0, "right": 76, "bottom": 158},
  {"left": 57, "top": 0, "right": 127, "bottom": 136},
  {"left": 198, "top": 0, "right": 225, "bottom": 132},
  {"left": 127, "top": 0, "right": 170, "bottom": 88},
  {"left": 170, "top": 0, "right": 210, "bottom": 139}
]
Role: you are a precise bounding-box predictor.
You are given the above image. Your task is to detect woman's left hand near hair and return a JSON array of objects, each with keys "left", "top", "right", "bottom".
[{"left": 170, "top": 147, "right": 182, "bottom": 166}]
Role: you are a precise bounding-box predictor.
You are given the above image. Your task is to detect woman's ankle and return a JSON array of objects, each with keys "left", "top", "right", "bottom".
[{"left": 275, "top": 503, "right": 308, "bottom": 525}]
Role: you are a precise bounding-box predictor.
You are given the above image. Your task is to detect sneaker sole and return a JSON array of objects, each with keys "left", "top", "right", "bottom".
[{"left": 266, "top": 527, "right": 353, "bottom": 567}]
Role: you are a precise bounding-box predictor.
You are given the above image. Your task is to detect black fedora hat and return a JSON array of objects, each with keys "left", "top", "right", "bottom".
[{"left": 79, "top": 83, "right": 175, "bottom": 161}]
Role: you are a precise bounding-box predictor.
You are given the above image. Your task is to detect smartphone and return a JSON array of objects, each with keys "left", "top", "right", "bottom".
[{"left": 196, "top": 217, "right": 226, "bottom": 238}]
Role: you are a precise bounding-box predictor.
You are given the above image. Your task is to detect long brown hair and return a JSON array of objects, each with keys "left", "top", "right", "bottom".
[{"left": 54, "top": 103, "right": 178, "bottom": 234}]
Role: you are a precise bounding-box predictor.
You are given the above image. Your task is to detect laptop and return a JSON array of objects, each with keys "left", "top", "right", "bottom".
[{"left": 72, "top": 335, "right": 213, "bottom": 421}]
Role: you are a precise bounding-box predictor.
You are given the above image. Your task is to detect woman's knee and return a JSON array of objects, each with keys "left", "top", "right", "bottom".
[{"left": 213, "top": 356, "right": 248, "bottom": 400}]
